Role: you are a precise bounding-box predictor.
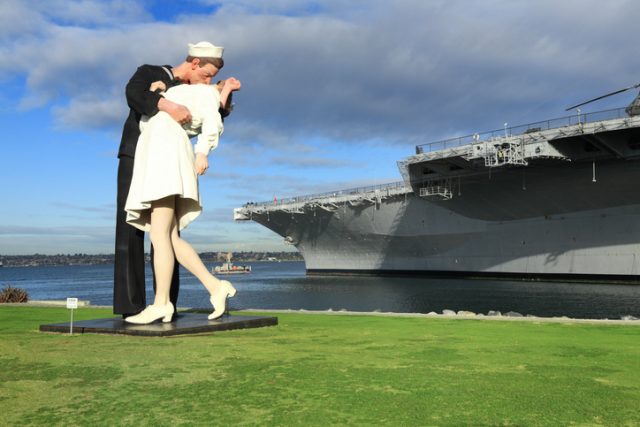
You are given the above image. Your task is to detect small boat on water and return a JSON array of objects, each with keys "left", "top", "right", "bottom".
[{"left": 213, "top": 252, "right": 251, "bottom": 275}]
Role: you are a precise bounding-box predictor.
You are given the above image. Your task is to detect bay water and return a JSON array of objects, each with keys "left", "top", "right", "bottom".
[{"left": 0, "top": 261, "right": 639, "bottom": 319}]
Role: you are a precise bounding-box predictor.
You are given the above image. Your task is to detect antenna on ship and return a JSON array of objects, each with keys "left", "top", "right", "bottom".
[{"left": 565, "top": 82, "right": 640, "bottom": 112}]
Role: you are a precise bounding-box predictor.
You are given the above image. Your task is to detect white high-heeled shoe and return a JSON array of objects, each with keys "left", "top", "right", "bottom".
[
  {"left": 125, "top": 302, "right": 174, "bottom": 324},
  {"left": 208, "top": 280, "right": 236, "bottom": 320}
]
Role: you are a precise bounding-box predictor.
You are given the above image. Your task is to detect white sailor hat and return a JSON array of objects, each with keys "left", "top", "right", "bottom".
[{"left": 188, "top": 41, "right": 224, "bottom": 59}]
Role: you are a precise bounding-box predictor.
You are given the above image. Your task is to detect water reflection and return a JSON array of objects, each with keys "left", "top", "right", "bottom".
[{"left": 231, "top": 274, "right": 640, "bottom": 318}]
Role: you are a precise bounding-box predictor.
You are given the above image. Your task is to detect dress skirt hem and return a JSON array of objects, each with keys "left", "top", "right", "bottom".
[{"left": 124, "top": 112, "right": 203, "bottom": 233}]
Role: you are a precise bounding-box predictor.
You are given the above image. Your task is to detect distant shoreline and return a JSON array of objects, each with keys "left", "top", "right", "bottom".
[
  {"left": 0, "top": 260, "right": 306, "bottom": 268},
  {"left": 0, "top": 252, "right": 303, "bottom": 268}
]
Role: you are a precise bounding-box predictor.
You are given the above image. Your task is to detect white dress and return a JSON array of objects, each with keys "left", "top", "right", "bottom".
[{"left": 125, "top": 84, "right": 223, "bottom": 232}]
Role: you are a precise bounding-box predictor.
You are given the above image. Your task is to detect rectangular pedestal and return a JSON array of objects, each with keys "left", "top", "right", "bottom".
[{"left": 40, "top": 313, "right": 277, "bottom": 337}]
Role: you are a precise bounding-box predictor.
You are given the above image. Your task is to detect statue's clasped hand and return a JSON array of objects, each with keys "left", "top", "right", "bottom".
[
  {"left": 195, "top": 153, "right": 209, "bottom": 175},
  {"left": 149, "top": 81, "right": 167, "bottom": 93}
]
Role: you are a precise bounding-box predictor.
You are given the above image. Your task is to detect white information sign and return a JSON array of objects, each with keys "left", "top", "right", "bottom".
[{"left": 67, "top": 298, "right": 78, "bottom": 335}]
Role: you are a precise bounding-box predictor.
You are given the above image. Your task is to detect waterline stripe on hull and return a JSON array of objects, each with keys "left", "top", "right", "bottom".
[{"left": 306, "top": 268, "right": 640, "bottom": 285}]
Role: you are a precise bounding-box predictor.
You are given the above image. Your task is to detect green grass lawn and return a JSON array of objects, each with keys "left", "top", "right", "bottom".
[{"left": 0, "top": 306, "right": 638, "bottom": 426}]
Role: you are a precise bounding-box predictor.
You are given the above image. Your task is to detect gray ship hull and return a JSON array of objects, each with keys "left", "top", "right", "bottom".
[{"left": 236, "top": 109, "right": 640, "bottom": 282}]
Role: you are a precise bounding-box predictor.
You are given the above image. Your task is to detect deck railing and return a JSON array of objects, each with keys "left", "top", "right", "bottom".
[
  {"left": 415, "top": 107, "right": 630, "bottom": 154},
  {"left": 243, "top": 181, "right": 408, "bottom": 208}
]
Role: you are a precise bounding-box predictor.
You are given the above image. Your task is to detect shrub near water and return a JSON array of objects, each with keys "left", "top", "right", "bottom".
[{"left": 0, "top": 285, "right": 29, "bottom": 303}]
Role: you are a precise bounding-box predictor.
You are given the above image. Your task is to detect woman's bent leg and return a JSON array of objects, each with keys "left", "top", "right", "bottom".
[
  {"left": 170, "top": 221, "right": 236, "bottom": 319},
  {"left": 169, "top": 218, "right": 223, "bottom": 295},
  {"left": 149, "top": 196, "right": 177, "bottom": 306}
]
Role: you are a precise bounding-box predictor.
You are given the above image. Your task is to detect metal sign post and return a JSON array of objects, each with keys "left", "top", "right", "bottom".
[{"left": 66, "top": 298, "right": 78, "bottom": 335}]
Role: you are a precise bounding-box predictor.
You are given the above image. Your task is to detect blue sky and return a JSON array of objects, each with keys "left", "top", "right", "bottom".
[{"left": 1, "top": 0, "right": 640, "bottom": 255}]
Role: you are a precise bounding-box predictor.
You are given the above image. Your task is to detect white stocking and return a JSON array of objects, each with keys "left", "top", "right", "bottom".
[
  {"left": 169, "top": 216, "right": 223, "bottom": 296},
  {"left": 149, "top": 196, "right": 177, "bottom": 306}
]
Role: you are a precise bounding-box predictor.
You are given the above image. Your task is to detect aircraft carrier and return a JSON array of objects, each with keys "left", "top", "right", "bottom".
[{"left": 234, "top": 104, "right": 640, "bottom": 282}]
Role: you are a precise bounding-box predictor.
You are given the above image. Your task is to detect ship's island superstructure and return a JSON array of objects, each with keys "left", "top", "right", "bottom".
[{"left": 234, "top": 107, "right": 640, "bottom": 282}]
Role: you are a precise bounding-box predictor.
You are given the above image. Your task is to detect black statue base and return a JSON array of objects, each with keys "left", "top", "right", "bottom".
[{"left": 39, "top": 312, "right": 278, "bottom": 337}]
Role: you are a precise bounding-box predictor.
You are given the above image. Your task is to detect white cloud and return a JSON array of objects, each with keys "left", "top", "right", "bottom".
[
  {"left": 269, "top": 155, "right": 353, "bottom": 169},
  {"left": 0, "top": 224, "right": 115, "bottom": 254},
  {"left": 52, "top": 94, "right": 126, "bottom": 130},
  {"left": 5, "top": 0, "right": 640, "bottom": 146},
  {"left": 43, "top": 0, "right": 152, "bottom": 26},
  {"left": 0, "top": 1, "right": 47, "bottom": 38}
]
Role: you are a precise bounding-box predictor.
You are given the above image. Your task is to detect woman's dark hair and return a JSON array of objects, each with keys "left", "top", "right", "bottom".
[{"left": 220, "top": 92, "right": 233, "bottom": 119}]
